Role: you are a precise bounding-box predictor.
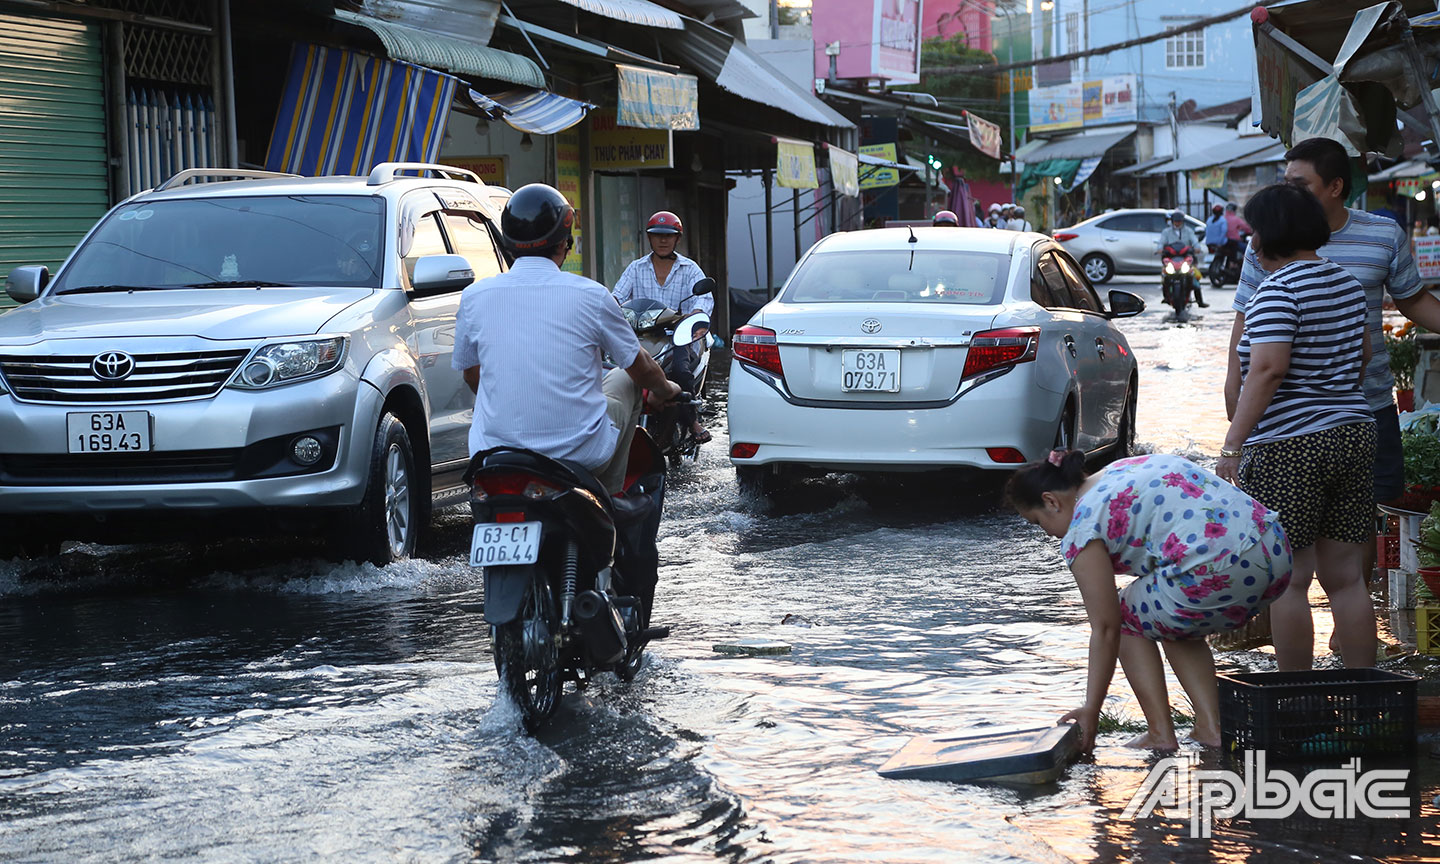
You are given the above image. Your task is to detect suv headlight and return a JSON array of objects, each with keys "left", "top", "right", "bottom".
[{"left": 230, "top": 337, "right": 347, "bottom": 390}]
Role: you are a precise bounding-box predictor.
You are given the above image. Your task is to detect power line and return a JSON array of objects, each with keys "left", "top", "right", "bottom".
[{"left": 926, "top": 3, "right": 1262, "bottom": 75}]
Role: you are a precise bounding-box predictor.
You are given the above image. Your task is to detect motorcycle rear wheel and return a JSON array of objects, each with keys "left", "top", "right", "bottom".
[{"left": 492, "top": 575, "right": 562, "bottom": 732}]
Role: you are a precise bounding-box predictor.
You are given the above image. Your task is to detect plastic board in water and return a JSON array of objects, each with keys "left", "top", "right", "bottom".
[{"left": 878, "top": 724, "right": 1081, "bottom": 785}]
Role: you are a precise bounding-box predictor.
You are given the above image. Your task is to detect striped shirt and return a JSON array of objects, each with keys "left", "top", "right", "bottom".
[
  {"left": 612, "top": 252, "right": 714, "bottom": 316},
  {"left": 1238, "top": 259, "right": 1372, "bottom": 444},
  {"left": 1233, "top": 208, "right": 1421, "bottom": 410}
]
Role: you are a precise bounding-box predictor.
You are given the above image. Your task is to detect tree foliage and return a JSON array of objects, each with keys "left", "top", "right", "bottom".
[{"left": 899, "top": 35, "right": 1007, "bottom": 182}]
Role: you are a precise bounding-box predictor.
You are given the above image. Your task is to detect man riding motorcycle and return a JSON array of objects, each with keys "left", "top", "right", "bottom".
[
  {"left": 613, "top": 210, "right": 714, "bottom": 444},
  {"left": 452, "top": 184, "right": 680, "bottom": 494},
  {"left": 1160, "top": 210, "right": 1207, "bottom": 308}
]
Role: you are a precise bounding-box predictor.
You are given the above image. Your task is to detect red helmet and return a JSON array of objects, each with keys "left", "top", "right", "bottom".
[
  {"left": 932, "top": 210, "right": 960, "bottom": 227},
  {"left": 646, "top": 210, "right": 683, "bottom": 235}
]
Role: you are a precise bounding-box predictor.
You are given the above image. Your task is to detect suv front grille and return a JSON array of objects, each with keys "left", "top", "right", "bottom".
[{"left": 0, "top": 349, "right": 250, "bottom": 403}]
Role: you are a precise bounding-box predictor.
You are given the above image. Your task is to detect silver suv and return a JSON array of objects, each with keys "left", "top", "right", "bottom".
[{"left": 0, "top": 163, "right": 512, "bottom": 563}]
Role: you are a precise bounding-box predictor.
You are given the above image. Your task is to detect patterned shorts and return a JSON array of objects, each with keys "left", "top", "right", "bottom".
[
  {"left": 1238, "top": 422, "right": 1376, "bottom": 550},
  {"left": 1119, "top": 517, "right": 1293, "bottom": 641}
]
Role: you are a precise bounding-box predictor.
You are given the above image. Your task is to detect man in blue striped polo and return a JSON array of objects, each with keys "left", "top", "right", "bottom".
[{"left": 1226, "top": 137, "right": 1440, "bottom": 511}]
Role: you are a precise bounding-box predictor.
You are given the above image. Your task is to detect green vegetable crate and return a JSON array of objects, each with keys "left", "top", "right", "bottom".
[
  {"left": 1420, "top": 605, "right": 1440, "bottom": 656},
  {"left": 1218, "top": 668, "right": 1418, "bottom": 760}
]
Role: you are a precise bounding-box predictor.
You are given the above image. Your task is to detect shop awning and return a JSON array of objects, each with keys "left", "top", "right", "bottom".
[
  {"left": 469, "top": 87, "right": 594, "bottom": 134},
  {"left": 1370, "top": 158, "right": 1433, "bottom": 180},
  {"left": 1020, "top": 125, "right": 1136, "bottom": 162},
  {"left": 660, "top": 18, "right": 852, "bottom": 128},
  {"left": 335, "top": 9, "right": 544, "bottom": 88},
  {"left": 1113, "top": 155, "right": 1173, "bottom": 176},
  {"left": 265, "top": 43, "right": 459, "bottom": 176},
  {"left": 1228, "top": 142, "right": 1287, "bottom": 169},
  {"left": 554, "top": 0, "right": 685, "bottom": 29},
  {"left": 1141, "top": 136, "right": 1279, "bottom": 175},
  {"left": 495, "top": 12, "right": 681, "bottom": 73}
]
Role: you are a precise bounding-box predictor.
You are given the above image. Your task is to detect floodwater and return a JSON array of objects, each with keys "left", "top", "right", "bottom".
[{"left": 2, "top": 279, "right": 1438, "bottom": 863}]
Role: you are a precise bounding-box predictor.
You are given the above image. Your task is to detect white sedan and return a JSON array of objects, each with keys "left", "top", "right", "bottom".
[{"left": 727, "top": 227, "right": 1143, "bottom": 495}]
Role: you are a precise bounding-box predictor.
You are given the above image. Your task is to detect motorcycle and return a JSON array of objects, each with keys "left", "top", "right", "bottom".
[
  {"left": 1161, "top": 243, "right": 1197, "bottom": 322},
  {"left": 620, "top": 277, "right": 715, "bottom": 466},
  {"left": 466, "top": 425, "right": 675, "bottom": 732},
  {"left": 1207, "top": 234, "right": 1249, "bottom": 288}
]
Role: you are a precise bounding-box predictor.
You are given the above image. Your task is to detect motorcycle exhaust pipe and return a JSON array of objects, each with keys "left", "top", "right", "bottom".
[{"left": 573, "top": 590, "right": 627, "bottom": 665}]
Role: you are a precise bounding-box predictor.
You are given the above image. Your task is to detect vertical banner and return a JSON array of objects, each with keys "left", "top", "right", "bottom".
[
  {"left": 1415, "top": 235, "right": 1440, "bottom": 281},
  {"left": 555, "top": 128, "right": 584, "bottom": 275},
  {"left": 776, "top": 137, "right": 818, "bottom": 189},
  {"left": 965, "top": 111, "right": 1002, "bottom": 159},
  {"left": 829, "top": 146, "right": 860, "bottom": 197}
]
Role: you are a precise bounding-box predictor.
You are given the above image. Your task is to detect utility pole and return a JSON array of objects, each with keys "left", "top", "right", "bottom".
[
  {"left": 1168, "top": 91, "right": 1180, "bottom": 210},
  {"left": 769, "top": 0, "right": 779, "bottom": 39}
]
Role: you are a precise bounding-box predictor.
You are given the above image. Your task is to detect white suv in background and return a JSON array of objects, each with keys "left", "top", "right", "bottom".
[{"left": 0, "top": 163, "right": 510, "bottom": 563}]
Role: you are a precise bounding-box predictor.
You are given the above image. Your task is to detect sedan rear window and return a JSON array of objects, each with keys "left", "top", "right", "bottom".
[
  {"left": 52, "top": 195, "right": 386, "bottom": 293},
  {"left": 783, "top": 250, "right": 1010, "bottom": 305}
]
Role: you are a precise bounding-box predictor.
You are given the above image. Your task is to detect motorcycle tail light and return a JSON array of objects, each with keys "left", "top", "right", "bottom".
[
  {"left": 962, "top": 327, "right": 1038, "bottom": 380},
  {"left": 472, "top": 472, "right": 562, "bottom": 502},
  {"left": 733, "top": 325, "right": 784, "bottom": 379}
]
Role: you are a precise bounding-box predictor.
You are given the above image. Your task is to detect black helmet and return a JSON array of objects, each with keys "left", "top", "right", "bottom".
[
  {"left": 1169, "top": 210, "right": 1185, "bottom": 222},
  {"left": 501, "top": 183, "right": 574, "bottom": 255}
]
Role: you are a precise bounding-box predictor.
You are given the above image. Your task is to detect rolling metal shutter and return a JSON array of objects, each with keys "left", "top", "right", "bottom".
[{"left": 0, "top": 14, "right": 109, "bottom": 306}]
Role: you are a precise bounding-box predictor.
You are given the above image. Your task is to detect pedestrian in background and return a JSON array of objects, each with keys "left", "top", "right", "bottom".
[
  {"left": 1008, "top": 205, "right": 1032, "bottom": 232},
  {"left": 1217, "top": 183, "right": 1376, "bottom": 670}
]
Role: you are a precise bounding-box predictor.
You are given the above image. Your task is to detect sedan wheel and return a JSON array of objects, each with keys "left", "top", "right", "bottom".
[
  {"left": 1081, "top": 254, "right": 1113, "bottom": 284},
  {"left": 1054, "top": 405, "right": 1076, "bottom": 452}
]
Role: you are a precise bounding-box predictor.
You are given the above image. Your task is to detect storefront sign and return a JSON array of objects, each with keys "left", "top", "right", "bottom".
[
  {"left": 589, "top": 108, "right": 672, "bottom": 169},
  {"left": 813, "top": 0, "right": 922, "bottom": 85},
  {"left": 1416, "top": 235, "right": 1440, "bottom": 281},
  {"left": 616, "top": 65, "right": 698, "bottom": 131},
  {"left": 1397, "top": 176, "right": 1440, "bottom": 197},
  {"left": 965, "top": 111, "right": 1002, "bottom": 159},
  {"left": 829, "top": 146, "right": 860, "bottom": 197},
  {"left": 1190, "top": 166, "right": 1228, "bottom": 191},
  {"left": 443, "top": 156, "right": 506, "bottom": 187},
  {"left": 555, "top": 129, "right": 583, "bottom": 275},
  {"left": 858, "top": 143, "right": 899, "bottom": 190},
  {"left": 1081, "top": 75, "right": 1137, "bottom": 124},
  {"left": 1030, "top": 82, "right": 1083, "bottom": 132},
  {"left": 777, "top": 138, "right": 818, "bottom": 190}
]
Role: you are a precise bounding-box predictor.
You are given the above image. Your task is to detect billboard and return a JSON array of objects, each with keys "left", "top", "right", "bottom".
[
  {"left": 1029, "top": 82, "right": 1083, "bottom": 132},
  {"left": 814, "top": 0, "right": 923, "bottom": 86},
  {"left": 1081, "top": 75, "right": 1137, "bottom": 125}
]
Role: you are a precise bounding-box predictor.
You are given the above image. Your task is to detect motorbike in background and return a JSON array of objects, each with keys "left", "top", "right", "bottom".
[
  {"left": 466, "top": 427, "right": 674, "bottom": 732},
  {"left": 1161, "top": 243, "right": 1197, "bottom": 322},
  {"left": 1208, "top": 234, "right": 1249, "bottom": 288},
  {"left": 620, "top": 277, "right": 715, "bottom": 466}
]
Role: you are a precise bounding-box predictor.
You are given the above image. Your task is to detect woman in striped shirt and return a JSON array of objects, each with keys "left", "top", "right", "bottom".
[{"left": 1216, "top": 183, "right": 1376, "bottom": 671}]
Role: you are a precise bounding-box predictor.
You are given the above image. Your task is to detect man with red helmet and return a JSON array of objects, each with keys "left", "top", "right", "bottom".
[{"left": 613, "top": 210, "right": 714, "bottom": 443}]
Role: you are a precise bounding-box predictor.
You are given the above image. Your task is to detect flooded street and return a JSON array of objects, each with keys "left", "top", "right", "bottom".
[{"left": 2, "top": 278, "right": 1438, "bottom": 862}]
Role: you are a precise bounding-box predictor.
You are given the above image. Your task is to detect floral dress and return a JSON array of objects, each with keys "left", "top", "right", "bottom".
[{"left": 1061, "top": 454, "right": 1293, "bottom": 641}]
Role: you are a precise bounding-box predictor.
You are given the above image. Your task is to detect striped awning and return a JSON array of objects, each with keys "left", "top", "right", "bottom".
[
  {"left": 265, "top": 44, "right": 459, "bottom": 176},
  {"left": 469, "top": 87, "right": 594, "bottom": 135},
  {"left": 554, "top": 0, "right": 684, "bottom": 29},
  {"left": 334, "top": 9, "right": 544, "bottom": 87}
]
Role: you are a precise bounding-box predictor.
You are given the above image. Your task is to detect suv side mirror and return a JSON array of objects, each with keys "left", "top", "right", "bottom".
[
  {"left": 1108, "top": 289, "right": 1145, "bottom": 318},
  {"left": 5, "top": 265, "right": 48, "bottom": 303},
  {"left": 410, "top": 254, "right": 474, "bottom": 294},
  {"left": 692, "top": 277, "right": 715, "bottom": 296}
]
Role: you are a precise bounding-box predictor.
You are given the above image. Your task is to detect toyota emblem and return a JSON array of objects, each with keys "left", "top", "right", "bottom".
[
  {"left": 91, "top": 351, "right": 135, "bottom": 381},
  {"left": 860, "top": 318, "right": 882, "bottom": 334}
]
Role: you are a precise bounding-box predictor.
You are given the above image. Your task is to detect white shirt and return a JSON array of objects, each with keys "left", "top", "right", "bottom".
[
  {"left": 452, "top": 257, "right": 642, "bottom": 467},
  {"left": 612, "top": 252, "right": 714, "bottom": 316},
  {"left": 1008, "top": 218, "right": 1032, "bottom": 232}
]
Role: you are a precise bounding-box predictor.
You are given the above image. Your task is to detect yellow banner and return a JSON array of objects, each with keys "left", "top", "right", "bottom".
[
  {"left": 589, "top": 108, "right": 672, "bottom": 169},
  {"left": 829, "top": 146, "right": 859, "bottom": 198},
  {"left": 858, "top": 143, "right": 899, "bottom": 190},
  {"left": 555, "top": 129, "right": 584, "bottom": 275},
  {"left": 1189, "top": 166, "right": 1227, "bottom": 191},
  {"left": 776, "top": 137, "right": 818, "bottom": 189}
]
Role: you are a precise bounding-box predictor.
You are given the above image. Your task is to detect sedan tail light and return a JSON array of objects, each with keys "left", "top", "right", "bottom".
[
  {"left": 733, "top": 325, "right": 784, "bottom": 378},
  {"left": 962, "top": 327, "right": 1039, "bottom": 380},
  {"left": 1052, "top": 232, "right": 1078, "bottom": 242}
]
